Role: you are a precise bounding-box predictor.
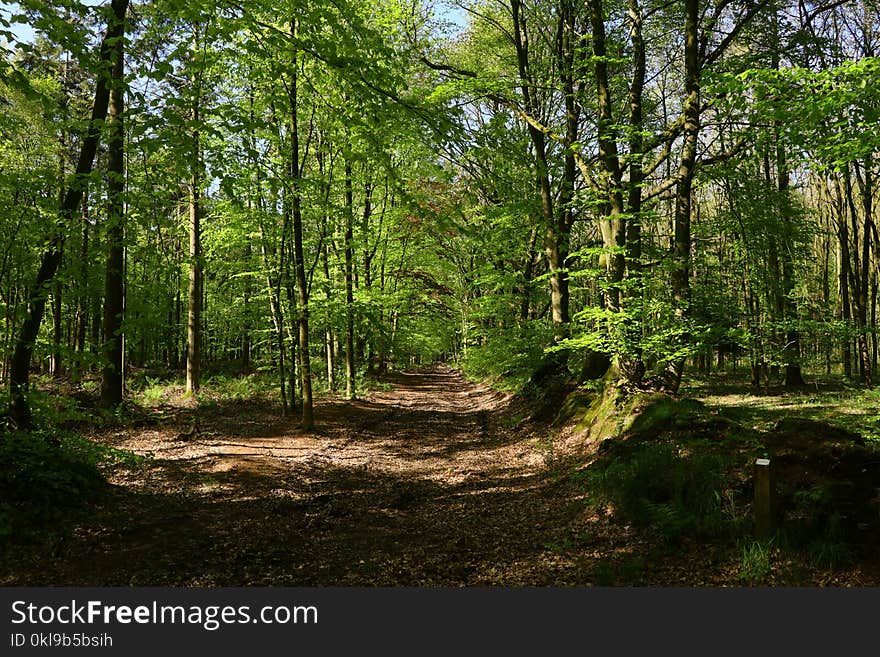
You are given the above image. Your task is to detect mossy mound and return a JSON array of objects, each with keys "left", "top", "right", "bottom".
[
  {"left": 567, "top": 385, "right": 753, "bottom": 542},
  {"left": 563, "top": 382, "right": 880, "bottom": 557},
  {"left": 570, "top": 382, "right": 754, "bottom": 448},
  {"left": 553, "top": 389, "right": 596, "bottom": 427},
  {"left": 763, "top": 419, "right": 880, "bottom": 553}
]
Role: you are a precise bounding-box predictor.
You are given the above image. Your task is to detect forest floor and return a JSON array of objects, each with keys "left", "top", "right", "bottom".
[{"left": 3, "top": 365, "right": 880, "bottom": 586}]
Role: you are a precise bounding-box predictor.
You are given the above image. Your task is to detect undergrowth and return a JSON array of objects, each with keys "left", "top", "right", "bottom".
[
  {"left": 578, "top": 442, "right": 739, "bottom": 542},
  {"left": 0, "top": 429, "right": 144, "bottom": 544}
]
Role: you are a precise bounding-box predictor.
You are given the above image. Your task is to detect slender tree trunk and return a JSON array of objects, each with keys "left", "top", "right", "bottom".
[
  {"left": 259, "top": 214, "right": 288, "bottom": 415},
  {"left": 71, "top": 192, "right": 89, "bottom": 383},
  {"left": 51, "top": 48, "right": 70, "bottom": 380},
  {"left": 100, "top": 18, "right": 126, "bottom": 407},
  {"left": 623, "top": 0, "right": 647, "bottom": 382},
  {"left": 589, "top": 0, "right": 626, "bottom": 313},
  {"left": 242, "top": 242, "right": 251, "bottom": 373},
  {"left": 322, "top": 242, "right": 335, "bottom": 390},
  {"left": 666, "top": 0, "right": 700, "bottom": 393},
  {"left": 360, "top": 176, "right": 374, "bottom": 371},
  {"left": 844, "top": 165, "right": 873, "bottom": 384},
  {"left": 50, "top": 282, "right": 62, "bottom": 378},
  {"left": 872, "top": 272, "right": 878, "bottom": 377},
  {"left": 7, "top": 0, "right": 128, "bottom": 429},
  {"left": 518, "top": 228, "right": 539, "bottom": 323},
  {"left": 289, "top": 25, "right": 314, "bottom": 429},
  {"left": 834, "top": 175, "right": 853, "bottom": 377},
  {"left": 511, "top": 0, "right": 569, "bottom": 335},
  {"left": 767, "top": 20, "right": 805, "bottom": 388},
  {"left": 778, "top": 157, "right": 805, "bottom": 387},
  {"left": 186, "top": 26, "right": 203, "bottom": 395},
  {"left": 74, "top": 188, "right": 90, "bottom": 363},
  {"left": 856, "top": 159, "right": 874, "bottom": 386},
  {"left": 344, "top": 156, "right": 356, "bottom": 400}
]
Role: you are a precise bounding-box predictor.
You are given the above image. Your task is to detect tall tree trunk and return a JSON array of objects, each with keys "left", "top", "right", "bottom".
[
  {"left": 777, "top": 147, "right": 805, "bottom": 387},
  {"left": 242, "top": 241, "right": 251, "bottom": 373},
  {"left": 258, "top": 214, "right": 288, "bottom": 415},
  {"left": 50, "top": 282, "right": 62, "bottom": 378},
  {"left": 185, "top": 26, "right": 203, "bottom": 395},
  {"left": 855, "top": 158, "right": 875, "bottom": 386},
  {"left": 623, "top": 0, "right": 647, "bottom": 382},
  {"left": 360, "top": 175, "right": 374, "bottom": 371},
  {"left": 51, "top": 45, "right": 70, "bottom": 380},
  {"left": 7, "top": 0, "right": 129, "bottom": 429},
  {"left": 322, "top": 242, "right": 335, "bottom": 390},
  {"left": 72, "top": 188, "right": 90, "bottom": 381},
  {"left": 344, "top": 156, "right": 356, "bottom": 400},
  {"left": 666, "top": 0, "right": 700, "bottom": 393},
  {"left": 769, "top": 18, "right": 805, "bottom": 388},
  {"left": 589, "top": 0, "right": 626, "bottom": 314},
  {"left": 511, "top": 0, "right": 569, "bottom": 335},
  {"left": 834, "top": 175, "right": 853, "bottom": 377},
  {"left": 289, "top": 25, "right": 314, "bottom": 430},
  {"left": 844, "top": 165, "right": 872, "bottom": 384},
  {"left": 100, "top": 16, "right": 126, "bottom": 408}
]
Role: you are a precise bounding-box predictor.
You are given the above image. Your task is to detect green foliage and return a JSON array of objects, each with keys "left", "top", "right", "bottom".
[
  {"left": 585, "top": 442, "right": 731, "bottom": 541},
  {"left": 139, "top": 376, "right": 172, "bottom": 406},
  {"left": 785, "top": 483, "right": 855, "bottom": 566},
  {"left": 809, "top": 535, "right": 853, "bottom": 570},
  {"left": 0, "top": 384, "right": 93, "bottom": 429},
  {"left": 731, "top": 59, "right": 880, "bottom": 169},
  {"left": 200, "top": 373, "right": 274, "bottom": 402},
  {"left": 0, "top": 429, "right": 141, "bottom": 541},
  {"left": 461, "top": 321, "right": 557, "bottom": 391},
  {"left": 738, "top": 539, "right": 774, "bottom": 584}
]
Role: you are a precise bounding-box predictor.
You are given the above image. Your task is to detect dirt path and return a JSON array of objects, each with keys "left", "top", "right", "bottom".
[
  {"left": 7, "top": 366, "right": 613, "bottom": 585},
  {"left": 8, "top": 366, "right": 877, "bottom": 586}
]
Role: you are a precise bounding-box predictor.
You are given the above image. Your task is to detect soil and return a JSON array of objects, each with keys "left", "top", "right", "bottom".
[{"left": 3, "top": 366, "right": 879, "bottom": 586}]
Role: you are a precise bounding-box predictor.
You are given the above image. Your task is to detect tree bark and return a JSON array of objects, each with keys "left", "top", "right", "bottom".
[
  {"left": 7, "top": 0, "right": 129, "bottom": 429},
  {"left": 511, "top": 0, "right": 569, "bottom": 333},
  {"left": 344, "top": 156, "right": 356, "bottom": 400},
  {"left": 666, "top": 0, "right": 700, "bottom": 393},
  {"left": 185, "top": 25, "right": 203, "bottom": 395},
  {"left": 289, "top": 24, "right": 314, "bottom": 430},
  {"left": 100, "top": 12, "right": 127, "bottom": 408}
]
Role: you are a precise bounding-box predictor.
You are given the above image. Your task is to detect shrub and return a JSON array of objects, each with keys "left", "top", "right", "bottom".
[
  {"left": 0, "top": 430, "right": 142, "bottom": 543},
  {"left": 588, "top": 442, "right": 731, "bottom": 541},
  {"left": 461, "top": 321, "right": 559, "bottom": 391}
]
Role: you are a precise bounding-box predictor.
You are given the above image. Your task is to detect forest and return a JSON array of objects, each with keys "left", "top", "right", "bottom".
[{"left": 1, "top": 0, "right": 879, "bottom": 586}]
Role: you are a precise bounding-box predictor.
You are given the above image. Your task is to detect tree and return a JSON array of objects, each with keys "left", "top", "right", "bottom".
[
  {"left": 100, "top": 0, "right": 127, "bottom": 407},
  {"left": 7, "top": 0, "right": 129, "bottom": 429}
]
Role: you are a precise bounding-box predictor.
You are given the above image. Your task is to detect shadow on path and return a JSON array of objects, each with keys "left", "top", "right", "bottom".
[{"left": 2, "top": 367, "right": 600, "bottom": 585}]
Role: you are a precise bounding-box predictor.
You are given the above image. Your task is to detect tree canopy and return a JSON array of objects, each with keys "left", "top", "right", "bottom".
[{"left": 0, "top": 0, "right": 878, "bottom": 426}]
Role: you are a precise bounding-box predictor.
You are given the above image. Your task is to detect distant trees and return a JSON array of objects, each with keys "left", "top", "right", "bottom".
[{"left": 0, "top": 0, "right": 878, "bottom": 430}]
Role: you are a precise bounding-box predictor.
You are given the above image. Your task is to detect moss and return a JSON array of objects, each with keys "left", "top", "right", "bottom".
[
  {"left": 625, "top": 397, "right": 707, "bottom": 439},
  {"left": 575, "top": 382, "right": 629, "bottom": 437},
  {"left": 553, "top": 390, "right": 595, "bottom": 427},
  {"left": 568, "top": 382, "right": 710, "bottom": 443}
]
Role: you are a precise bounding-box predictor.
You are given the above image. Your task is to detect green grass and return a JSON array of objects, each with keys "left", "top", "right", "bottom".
[
  {"left": 131, "top": 372, "right": 279, "bottom": 408},
  {"left": 738, "top": 538, "right": 775, "bottom": 584},
  {"left": 560, "top": 369, "right": 880, "bottom": 581},
  {"left": 684, "top": 372, "right": 880, "bottom": 443},
  {"left": 199, "top": 373, "right": 275, "bottom": 402}
]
